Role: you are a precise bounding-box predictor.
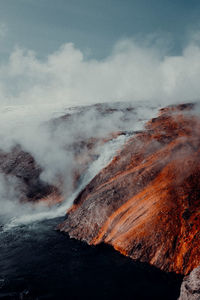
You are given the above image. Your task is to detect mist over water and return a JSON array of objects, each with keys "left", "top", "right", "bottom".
[
  {"left": 4, "top": 133, "right": 128, "bottom": 228},
  {"left": 0, "top": 101, "right": 159, "bottom": 229}
]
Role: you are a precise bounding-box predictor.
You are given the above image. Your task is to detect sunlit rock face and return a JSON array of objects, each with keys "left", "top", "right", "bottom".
[
  {"left": 179, "top": 266, "right": 200, "bottom": 299},
  {"left": 59, "top": 103, "right": 200, "bottom": 275}
]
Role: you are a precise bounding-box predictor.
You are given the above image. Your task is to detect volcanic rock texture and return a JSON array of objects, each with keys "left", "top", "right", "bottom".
[
  {"left": 179, "top": 266, "right": 200, "bottom": 300},
  {"left": 59, "top": 104, "right": 200, "bottom": 275}
]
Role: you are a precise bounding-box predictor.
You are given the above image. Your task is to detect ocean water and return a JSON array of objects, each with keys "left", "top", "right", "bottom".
[{"left": 0, "top": 217, "right": 182, "bottom": 300}]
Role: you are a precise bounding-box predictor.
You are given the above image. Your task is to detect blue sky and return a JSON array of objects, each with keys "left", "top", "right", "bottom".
[
  {"left": 1, "top": 0, "right": 200, "bottom": 107},
  {"left": 1, "top": 0, "right": 200, "bottom": 59}
]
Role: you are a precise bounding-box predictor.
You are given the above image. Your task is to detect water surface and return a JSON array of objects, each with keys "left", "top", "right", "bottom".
[{"left": 0, "top": 217, "right": 182, "bottom": 300}]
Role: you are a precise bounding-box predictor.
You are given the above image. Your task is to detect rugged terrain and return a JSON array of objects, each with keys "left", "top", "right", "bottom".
[
  {"left": 1, "top": 102, "right": 199, "bottom": 298},
  {"left": 179, "top": 266, "right": 200, "bottom": 300},
  {"left": 59, "top": 103, "right": 200, "bottom": 275}
]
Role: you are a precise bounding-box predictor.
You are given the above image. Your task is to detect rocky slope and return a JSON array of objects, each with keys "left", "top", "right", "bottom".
[
  {"left": 179, "top": 266, "right": 200, "bottom": 299},
  {"left": 59, "top": 103, "right": 200, "bottom": 275}
]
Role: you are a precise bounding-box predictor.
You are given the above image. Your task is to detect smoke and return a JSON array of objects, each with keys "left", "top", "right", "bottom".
[
  {"left": 0, "top": 174, "right": 21, "bottom": 218},
  {"left": 1, "top": 34, "right": 200, "bottom": 226}
]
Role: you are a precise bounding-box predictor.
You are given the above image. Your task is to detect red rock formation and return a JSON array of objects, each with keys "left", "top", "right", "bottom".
[{"left": 59, "top": 103, "right": 200, "bottom": 275}]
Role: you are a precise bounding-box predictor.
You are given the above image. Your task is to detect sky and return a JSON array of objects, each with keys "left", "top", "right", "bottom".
[
  {"left": 1, "top": 0, "right": 200, "bottom": 60},
  {"left": 1, "top": 1, "right": 200, "bottom": 107}
]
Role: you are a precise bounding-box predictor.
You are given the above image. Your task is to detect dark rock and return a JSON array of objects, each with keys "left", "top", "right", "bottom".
[{"left": 0, "top": 145, "right": 55, "bottom": 202}]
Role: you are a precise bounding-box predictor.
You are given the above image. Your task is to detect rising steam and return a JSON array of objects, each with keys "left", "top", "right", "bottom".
[
  {"left": 1, "top": 34, "right": 200, "bottom": 227},
  {"left": 1, "top": 36, "right": 200, "bottom": 106}
]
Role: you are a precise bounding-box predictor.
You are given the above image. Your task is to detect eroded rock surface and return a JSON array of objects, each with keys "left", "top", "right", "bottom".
[
  {"left": 179, "top": 266, "right": 200, "bottom": 300},
  {"left": 59, "top": 103, "right": 200, "bottom": 275}
]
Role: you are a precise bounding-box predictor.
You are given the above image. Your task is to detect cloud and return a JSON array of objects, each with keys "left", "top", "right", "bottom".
[{"left": 0, "top": 34, "right": 200, "bottom": 106}]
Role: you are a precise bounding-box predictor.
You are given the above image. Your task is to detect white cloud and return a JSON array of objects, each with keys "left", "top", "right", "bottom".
[{"left": 0, "top": 35, "right": 200, "bottom": 106}]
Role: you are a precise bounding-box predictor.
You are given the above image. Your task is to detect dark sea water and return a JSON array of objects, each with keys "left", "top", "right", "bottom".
[{"left": 0, "top": 217, "right": 182, "bottom": 300}]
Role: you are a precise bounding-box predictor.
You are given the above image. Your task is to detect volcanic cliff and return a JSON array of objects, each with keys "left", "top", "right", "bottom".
[{"left": 59, "top": 103, "right": 200, "bottom": 275}]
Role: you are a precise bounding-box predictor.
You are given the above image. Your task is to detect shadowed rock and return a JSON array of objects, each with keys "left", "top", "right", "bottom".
[{"left": 0, "top": 145, "right": 57, "bottom": 202}]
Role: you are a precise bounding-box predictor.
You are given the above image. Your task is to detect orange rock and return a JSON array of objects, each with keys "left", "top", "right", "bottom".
[{"left": 59, "top": 103, "right": 200, "bottom": 275}]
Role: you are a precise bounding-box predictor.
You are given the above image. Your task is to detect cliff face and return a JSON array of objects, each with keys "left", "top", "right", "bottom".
[
  {"left": 59, "top": 104, "right": 200, "bottom": 275},
  {"left": 179, "top": 266, "right": 200, "bottom": 300}
]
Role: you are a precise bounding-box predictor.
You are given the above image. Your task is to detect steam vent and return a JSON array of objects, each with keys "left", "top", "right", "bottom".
[{"left": 59, "top": 103, "right": 200, "bottom": 275}]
